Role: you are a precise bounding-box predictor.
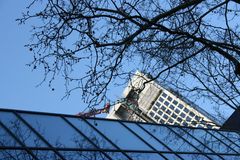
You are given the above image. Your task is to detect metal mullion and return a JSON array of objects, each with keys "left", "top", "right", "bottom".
[
  {"left": 61, "top": 116, "right": 113, "bottom": 160},
  {"left": 2, "top": 107, "right": 239, "bottom": 133},
  {"left": 83, "top": 118, "right": 133, "bottom": 160},
  {"left": 119, "top": 121, "right": 168, "bottom": 160},
  {"left": 1, "top": 146, "right": 240, "bottom": 156},
  {"left": 13, "top": 112, "right": 66, "bottom": 160},
  {"left": 0, "top": 121, "right": 39, "bottom": 160},
  {"left": 178, "top": 127, "right": 222, "bottom": 160},
  {"left": 214, "top": 131, "right": 240, "bottom": 150},
  {"left": 137, "top": 123, "right": 184, "bottom": 160},
  {"left": 205, "top": 129, "right": 239, "bottom": 154},
  {"left": 166, "top": 126, "right": 224, "bottom": 160}
]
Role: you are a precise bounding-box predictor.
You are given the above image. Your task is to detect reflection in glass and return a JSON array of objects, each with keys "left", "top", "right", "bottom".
[
  {"left": 217, "top": 131, "right": 240, "bottom": 152},
  {"left": 0, "top": 125, "right": 20, "bottom": 147},
  {"left": 123, "top": 122, "right": 169, "bottom": 151},
  {"left": 183, "top": 128, "right": 235, "bottom": 154},
  {"left": 33, "top": 150, "right": 61, "bottom": 160},
  {"left": 141, "top": 124, "right": 197, "bottom": 152},
  {"left": 1, "top": 110, "right": 240, "bottom": 160},
  {"left": 208, "top": 130, "right": 238, "bottom": 153},
  {"left": 179, "top": 154, "right": 209, "bottom": 160},
  {"left": 21, "top": 113, "right": 95, "bottom": 149},
  {"left": 171, "top": 127, "right": 211, "bottom": 153},
  {"left": 162, "top": 153, "right": 184, "bottom": 160},
  {"left": 67, "top": 117, "right": 115, "bottom": 149},
  {"left": 221, "top": 155, "right": 240, "bottom": 160},
  {"left": 60, "top": 151, "right": 108, "bottom": 160},
  {"left": 0, "top": 150, "right": 33, "bottom": 160},
  {"left": 0, "top": 112, "right": 46, "bottom": 147},
  {"left": 127, "top": 152, "right": 164, "bottom": 160},
  {"left": 219, "top": 131, "right": 240, "bottom": 144},
  {"left": 87, "top": 119, "right": 152, "bottom": 151},
  {"left": 106, "top": 152, "right": 129, "bottom": 160}
]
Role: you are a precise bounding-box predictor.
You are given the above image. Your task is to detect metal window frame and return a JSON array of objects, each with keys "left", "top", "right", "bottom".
[
  {"left": 1, "top": 147, "right": 240, "bottom": 156},
  {"left": 205, "top": 129, "right": 239, "bottom": 154},
  {"left": 0, "top": 121, "right": 39, "bottom": 160},
  {"left": 0, "top": 108, "right": 240, "bottom": 159},
  {"left": 140, "top": 122, "right": 215, "bottom": 160},
  {"left": 61, "top": 116, "right": 113, "bottom": 160},
  {"left": 82, "top": 118, "right": 133, "bottom": 160},
  {"left": 119, "top": 121, "right": 168, "bottom": 160},
  {"left": 0, "top": 107, "right": 239, "bottom": 136},
  {"left": 136, "top": 123, "right": 184, "bottom": 160},
  {"left": 13, "top": 111, "right": 66, "bottom": 160}
]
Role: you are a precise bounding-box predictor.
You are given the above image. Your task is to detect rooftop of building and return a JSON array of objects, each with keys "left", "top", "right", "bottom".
[{"left": 0, "top": 108, "right": 239, "bottom": 160}]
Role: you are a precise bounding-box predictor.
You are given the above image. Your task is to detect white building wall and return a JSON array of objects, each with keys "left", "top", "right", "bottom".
[{"left": 107, "top": 71, "right": 220, "bottom": 129}]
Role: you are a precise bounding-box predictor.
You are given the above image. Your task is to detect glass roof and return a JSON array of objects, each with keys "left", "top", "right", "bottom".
[{"left": 0, "top": 108, "right": 239, "bottom": 160}]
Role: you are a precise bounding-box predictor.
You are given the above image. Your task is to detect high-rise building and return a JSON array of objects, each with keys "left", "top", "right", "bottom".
[
  {"left": 0, "top": 108, "right": 239, "bottom": 160},
  {"left": 107, "top": 71, "right": 221, "bottom": 129}
]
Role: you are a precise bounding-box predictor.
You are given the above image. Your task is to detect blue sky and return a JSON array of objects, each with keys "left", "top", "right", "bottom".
[
  {"left": 0, "top": 1, "right": 234, "bottom": 119},
  {"left": 0, "top": 1, "right": 124, "bottom": 115}
]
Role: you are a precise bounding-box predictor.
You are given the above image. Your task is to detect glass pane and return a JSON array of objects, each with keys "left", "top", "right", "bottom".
[
  {"left": 208, "top": 130, "right": 239, "bottom": 153},
  {"left": 171, "top": 127, "right": 212, "bottom": 153},
  {"left": 87, "top": 119, "right": 152, "bottom": 151},
  {"left": 0, "top": 125, "right": 20, "bottom": 147},
  {"left": 208, "top": 155, "right": 224, "bottom": 159},
  {"left": 179, "top": 154, "right": 210, "bottom": 160},
  {"left": 106, "top": 152, "right": 129, "bottom": 160},
  {"left": 183, "top": 128, "right": 236, "bottom": 154},
  {"left": 127, "top": 152, "right": 164, "bottom": 160},
  {"left": 21, "top": 113, "right": 95, "bottom": 148},
  {"left": 0, "top": 112, "right": 47, "bottom": 147},
  {"left": 123, "top": 122, "right": 169, "bottom": 151},
  {"left": 162, "top": 153, "right": 184, "bottom": 159},
  {"left": 0, "top": 150, "right": 33, "bottom": 160},
  {"left": 221, "top": 155, "right": 240, "bottom": 160},
  {"left": 140, "top": 123, "right": 198, "bottom": 152},
  {"left": 60, "top": 151, "right": 108, "bottom": 160},
  {"left": 218, "top": 131, "right": 240, "bottom": 152},
  {"left": 67, "top": 117, "right": 115, "bottom": 149},
  {"left": 33, "top": 150, "right": 61, "bottom": 160}
]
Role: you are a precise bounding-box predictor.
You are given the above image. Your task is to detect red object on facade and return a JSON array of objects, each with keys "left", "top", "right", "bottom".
[{"left": 76, "top": 103, "right": 111, "bottom": 117}]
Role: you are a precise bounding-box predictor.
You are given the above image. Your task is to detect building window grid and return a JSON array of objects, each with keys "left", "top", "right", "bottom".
[
  {"left": 151, "top": 93, "right": 216, "bottom": 128},
  {"left": 151, "top": 96, "right": 181, "bottom": 125}
]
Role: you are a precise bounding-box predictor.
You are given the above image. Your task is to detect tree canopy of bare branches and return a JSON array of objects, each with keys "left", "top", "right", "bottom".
[{"left": 18, "top": 0, "right": 240, "bottom": 112}]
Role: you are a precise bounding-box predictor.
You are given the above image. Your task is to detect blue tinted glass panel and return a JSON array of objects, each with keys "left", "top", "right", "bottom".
[
  {"left": 221, "top": 155, "right": 240, "bottom": 160},
  {"left": 218, "top": 131, "right": 240, "bottom": 151},
  {"left": 67, "top": 117, "right": 115, "bottom": 149},
  {"left": 21, "top": 113, "right": 95, "bottom": 148},
  {"left": 179, "top": 154, "right": 210, "bottom": 160},
  {"left": 127, "top": 152, "right": 164, "bottom": 160},
  {"left": 183, "top": 128, "right": 236, "bottom": 153},
  {"left": 0, "top": 112, "right": 47, "bottom": 147},
  {"left": 171, "top": 127, "right": 211, "bottom": 153},
  {"left": 60, "top": 151, "right": 108, "bottom": 160},
  {"left": 106, "top": 152, "right": 129, "bottom": 160},
  {"left": 141, "top": 124, "right": 197, "bottom": 152},
  {"left": 208, "top": 130, "right": 239, "bottom": 153},
  {"left": 0, "top": 150, "right": 33, "bottom": 160},
  {"left": 123, "top": 122, "right": 169, "bottom": 151},
  {"left": 87, "top": 119, "right": 152, "bottom": 150},
  {"left": 162, "top": 153, "right": 183, "bottom": 159},
  {"left": 0, "top": 125, "right": 20, "bottom": 147},
  {"left": 208, "top": 155, "right": 224, "bottom": 159},
  {"left": 33, "top": 150, "right": 61, "bottom": 160}
]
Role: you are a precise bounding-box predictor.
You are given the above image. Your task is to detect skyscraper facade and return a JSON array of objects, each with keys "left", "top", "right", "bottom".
[{"left": 107, "top": 71, "right": 221, "bottom": 129}]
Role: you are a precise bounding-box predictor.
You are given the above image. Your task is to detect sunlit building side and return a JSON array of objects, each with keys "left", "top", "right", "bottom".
[{"left": 107, "top": 71, "right": 221, "bottom": 129}]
